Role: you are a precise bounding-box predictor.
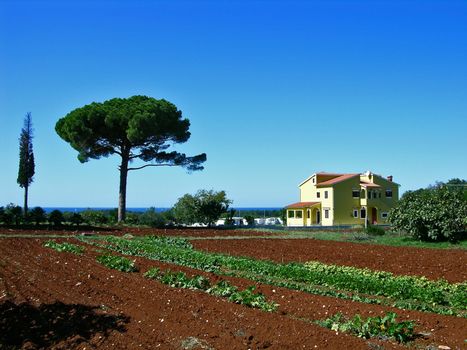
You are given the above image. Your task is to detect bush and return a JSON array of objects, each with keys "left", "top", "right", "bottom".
[
  {"left": 30, "top": 206, "right": 46, "bottom": 226},
  {"left": 4, "top": 203, "right": 22, "bottom": 225},
  {"left": 138, "top": 208, "right": 167, "bottom": 228},
  {"left": 48, "top": 210, "right": 64, "bottom": 226},
  {"left": 365, "top": 225, "right": 385, "bottom": 236},
  {"left": 389, "top": 187, "right": 467, "bottom": 242},
  {"left": 81, "top": 209, "right": 108, "bottom": 225}
]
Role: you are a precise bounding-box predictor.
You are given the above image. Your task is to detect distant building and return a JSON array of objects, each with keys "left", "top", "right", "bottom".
[{"left": 285, "top": 171, "right": 399, "bottom": 227}]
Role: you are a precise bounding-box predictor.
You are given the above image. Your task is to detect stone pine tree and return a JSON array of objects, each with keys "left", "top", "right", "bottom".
[
  {"left": 17, "top": 112, "right": 35, "bottom": 216},
  {"left": 55, "top": 95, "right": 207, "bottom": 222}
]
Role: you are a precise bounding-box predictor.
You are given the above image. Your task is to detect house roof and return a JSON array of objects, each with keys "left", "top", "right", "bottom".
[
  {"left": 286, "top": 201, "right": 320, "bottom": 209},
  {"left": 316, "top": 173, "right": 359, "bottom": 187},
  {"left": 360, "top": 181, "right": 381, "bottom": 188}
]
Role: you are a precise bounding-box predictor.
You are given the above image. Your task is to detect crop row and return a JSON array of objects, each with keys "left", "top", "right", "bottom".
[
  {"left": 144, "top": 267, "right": 277, "bottom": 311},
  {"left": 80, "top": 235, "right": 466, "bottom": 317}
]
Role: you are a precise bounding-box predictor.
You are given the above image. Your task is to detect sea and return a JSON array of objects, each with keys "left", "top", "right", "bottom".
[{"left": 42, "top": 207, "right": 282, "bottom": 214}]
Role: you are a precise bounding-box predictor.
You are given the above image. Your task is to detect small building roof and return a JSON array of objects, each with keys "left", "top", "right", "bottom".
[{"left": 286, "top": 201, "right": 320, "bottom": 209}]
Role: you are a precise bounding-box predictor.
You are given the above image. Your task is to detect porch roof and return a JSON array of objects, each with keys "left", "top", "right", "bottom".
[{"left": 286, "top": 201, "right": 321, "bottom": 209}]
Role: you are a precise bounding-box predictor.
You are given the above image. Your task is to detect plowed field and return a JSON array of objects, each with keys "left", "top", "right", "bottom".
[{"left": 1, "top": 228, "right": 465, "bottom": 349}]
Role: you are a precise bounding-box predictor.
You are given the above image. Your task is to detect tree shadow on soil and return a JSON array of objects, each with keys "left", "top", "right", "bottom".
[{"left": 0, "top": 301, "right": 129, "bottom": 349}]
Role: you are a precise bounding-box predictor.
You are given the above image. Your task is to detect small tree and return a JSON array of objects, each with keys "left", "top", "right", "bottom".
[
  {"left": 17, "top": 112, "right": 35, "bottom": 216},
  {"left": 389, "top": 187, "right": 467, "bottom": 242},
  {"left": 48, "top": 210, "right": 64, "bottom": 226},
  {"left": 173, "top": 190, "right": 231, "bottom": 227},
  {"left": 5, "top": 203, "right": 22, "bottom": 226},
  {"left": 30, "top": 206, "right": 46, "bottom": 226},
  {"left": 55, "top": 96, "right": 206, "bottom": 222}
]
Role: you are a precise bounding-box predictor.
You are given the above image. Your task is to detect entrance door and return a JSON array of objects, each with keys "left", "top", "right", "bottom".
[
  {"left": 316, "top": 210, "right": 320, "bottom": 224},
  {"left": 371, "top": 207, "right": 377, "bottom": 224}
]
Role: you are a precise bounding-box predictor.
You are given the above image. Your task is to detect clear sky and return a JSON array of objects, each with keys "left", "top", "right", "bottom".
[{"left": 1, "top": 0, "right": 466, "bottom": 208}]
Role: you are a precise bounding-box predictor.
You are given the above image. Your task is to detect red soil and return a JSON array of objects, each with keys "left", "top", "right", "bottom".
[
  {"left": 0, "top": 229, "right": 466, "bottom": 349},
  {"left": 192, "top": 238, "right": 467, "bottom": 283}
]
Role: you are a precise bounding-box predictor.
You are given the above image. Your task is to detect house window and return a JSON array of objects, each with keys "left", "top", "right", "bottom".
[
  {"left": 381, "top": 212, "right": 388, "bottom": 219},
  {"left": 296, "top": 210, "right": 303, "bottom": 218},
  {"left": 353, "top": 209, "right": 358, "bottom": 218},
  {"left": 352, "top": 190, "right": 360, "bottom": 198},
  {"left": 379, "top": 192, "right": 381, "bottom": 198},
  {"left": 324, "top": 209, "right": 329, "bottom": 219},
  {"left": 307, "top": 210, "right": 310, "bottom": 219},
  {"left": 324, "top": 191, "right": 328, "bottom": 199},
  {"left": 317, "top": 192, "right": 320, "bottom": 198},
  {"left": 385, "top": 189, "right": 393, "bottom": 198},
  {"left": 372, "top": 191, "right": 377, "bottom": 199},
  {"left": 361, "top": 189, "right": 366, "bottom": 198},
  {"left": 360, "top": 208, "right": 366, "bottom": 218},
  {"left": 288, "top": 210, "right": 295, "bottom": 218},
  {"left": 368, "top": 190, "right": 372, "bottom": 199},
  {"left": 312, "top": 177, "right": 315, "bottom": 183}
]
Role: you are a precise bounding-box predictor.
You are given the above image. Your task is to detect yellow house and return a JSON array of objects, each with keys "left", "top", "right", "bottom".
[{"left": 286, "top": 171, "right": 399, "bottom": 227}]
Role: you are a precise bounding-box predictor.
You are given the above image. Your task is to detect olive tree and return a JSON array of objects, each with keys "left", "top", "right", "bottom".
[
  {"left": 389, "top": 187, "right": 467, "bottom": 242},
  {"left": 56, "top": 96, "right": 206, "bottom": 222},
  {"left": 173, "top": 190, "right": 231, "bottom": 227}
]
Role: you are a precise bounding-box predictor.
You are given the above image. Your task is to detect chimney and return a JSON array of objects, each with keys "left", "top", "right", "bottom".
[{"left": 387, "top": 175, "right": 393, "bottom": 182}]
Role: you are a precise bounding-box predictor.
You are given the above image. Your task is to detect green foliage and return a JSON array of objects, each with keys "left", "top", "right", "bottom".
[
  {"left": 173, "top": 189, "right": 231, "bottom": 226},
  {"left": 17, "top": 112, "right": 35, "bottom": 214},
  {"left": 144, "top": 235, "right": 193, "bottom": 249},
  {"left": 318, "top": 312, "right": 415, "bottom": 343},
  {"left": 44, "top": 240, "right": 85, "bottom": 254},
  {"left": 227, "top": 286, "right": 278, "bottom": 311},
  {"left": 144, "top": 268, "right": 276, "bottom": 311},
  {"left": 83, "top": 235, "right": 466, "bottom": 316},
  {"left": 48, "top": 210, "right": 64, "bottom": 226},
  {"left": 55, "top": 95, "right": 206, "bottom": 222},
  {"left": 138, "top": 207, "right": 173, "bottom": 228},
  {"left": 80, "top": 209, "right": 112, "bottom": 225},
  {"left": 30, "top": 206, "right": 46, "bottom": 225},
  {"left": 96, "top": 254, "right": 137, "bottom": 272},
  {"left": 365, "top": 225, "right": 385, "bottom": 236},
  {"left": 3, "top": 203, "right": 23, "bottom": 225},
  {"left": 243, "top": 215, "right": 255, "bottom": 226},
  {"left": 303, "top": 261, "right": 466, "bottom": 309},
  {"left": 389, "top": 187, "right": 467, "bottom": 242},
  {"left": 207, "top": 280, "right": 238, "bottom": 297}
]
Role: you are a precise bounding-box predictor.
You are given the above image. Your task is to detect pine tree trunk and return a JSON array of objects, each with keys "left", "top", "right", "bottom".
[{"left": 118, "top": 155, "right": 129, "bottom": 223}]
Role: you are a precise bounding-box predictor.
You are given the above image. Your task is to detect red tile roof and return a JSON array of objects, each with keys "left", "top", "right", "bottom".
[
  {"left": 286, "top": 202, "right": 320, "bottom": 209},
  {"left": 316, "top": 173, "right": 359, "bottom": 187}
]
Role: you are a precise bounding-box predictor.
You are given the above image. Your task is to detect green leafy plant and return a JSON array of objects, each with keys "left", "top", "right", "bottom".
[
  {"left": 207, "top": 280, "right": 238, "bottom": 297},
  {"left": 318, "top": 312, "right": 415, "bottom": 343},
  {"left": 228, "top": 286, "right": 278, "bottom": 312},
  {"left": 44, "top": 240, "right": 85, "bottom": 254},
  {"left": 96, "top": 254, "right": 137, "bottom": 272}
]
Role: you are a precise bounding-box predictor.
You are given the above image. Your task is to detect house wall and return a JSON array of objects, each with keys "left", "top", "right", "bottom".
[
  {"left": 286, "top": 209, "right": 305, "bottom": 226},
  {"left": 333, "top": 177, "right": 363, "bottom": 226}
]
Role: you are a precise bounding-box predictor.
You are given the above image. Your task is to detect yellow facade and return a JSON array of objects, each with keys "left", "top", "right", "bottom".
[{"left": 286, "top": 171, "right": 399, "bottom": 227}]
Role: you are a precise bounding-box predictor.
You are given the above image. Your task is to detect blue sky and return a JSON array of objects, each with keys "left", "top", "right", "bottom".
[{"left": 1, "top": 0, "right": 466, "bottom": 208}]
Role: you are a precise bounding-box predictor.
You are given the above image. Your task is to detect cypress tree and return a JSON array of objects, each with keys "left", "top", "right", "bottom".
[{"left": 17, "top": 112, "right": 35, "bottom": 215}]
